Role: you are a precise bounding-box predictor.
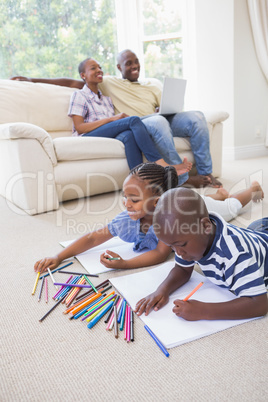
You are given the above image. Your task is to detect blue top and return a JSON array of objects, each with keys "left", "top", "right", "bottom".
[
  {"left": 175, "top": 212, "right": 268, "bottom": 297},
  {"left": 107, "top": 210, "right": 159, "bottom": 251}
]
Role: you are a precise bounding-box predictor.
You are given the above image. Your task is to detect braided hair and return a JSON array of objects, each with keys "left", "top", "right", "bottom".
[{"left": 129, "top": 163, "right": 178, "bottom": 196}]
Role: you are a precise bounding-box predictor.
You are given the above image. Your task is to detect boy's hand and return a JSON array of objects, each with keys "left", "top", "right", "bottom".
[
  {"left": 134, "top": 291, "right": 169, "bottom": 316},
  {"left": 34, "top": 257, "right": 60, "bottom": 274},
  {"left": 173, "top": 299, "right": 204, "bottom": 321},
  {"left": 100, "top": 250, "right": 126, "bottom": 269}
]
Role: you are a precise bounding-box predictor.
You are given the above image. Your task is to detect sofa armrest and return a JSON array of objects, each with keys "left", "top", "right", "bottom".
[
  {"left": 203, "top": 110, "right": 229, "bottom": 126},
  {"left": 0, "top": 122, "right": 57, "bottom": 166}
]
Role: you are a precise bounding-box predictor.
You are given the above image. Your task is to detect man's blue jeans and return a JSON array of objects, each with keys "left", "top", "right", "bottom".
[
  {"left": 82, "top": 116, "right": 162, "bottom": 169},
  {"left": 142, "top": 111, "right": 213, "bottom": 185}
]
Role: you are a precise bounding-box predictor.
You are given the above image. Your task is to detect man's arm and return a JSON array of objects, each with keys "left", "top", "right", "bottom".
[{"left": 10, "top": 76, "right": 84, "bottom": 89}]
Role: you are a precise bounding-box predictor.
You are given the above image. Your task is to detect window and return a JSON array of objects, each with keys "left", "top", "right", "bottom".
[
  {"left": 0, "top": 0, "right": 118, "bottom": 79},
  {"left": 139, "top": 0, "right": 184, "bottom": 81}
]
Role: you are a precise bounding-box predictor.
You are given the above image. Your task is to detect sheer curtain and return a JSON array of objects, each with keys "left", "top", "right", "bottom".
[{"left": 247, "top": 0, "right": 268, "bottom": 146}]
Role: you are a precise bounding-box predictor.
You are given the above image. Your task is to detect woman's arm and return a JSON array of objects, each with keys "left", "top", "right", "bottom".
[
  {"left": 34, "top": 226, "right": 113, "bottom": 273},
  {"left": 100, "top": 241, "right": 172, "bottom": 269},
  {"left": 10, "top": 76, "right": 84, "bottom": 89},
  {"left": 72, "top": 113, "right": 128, "bottom": 135}
]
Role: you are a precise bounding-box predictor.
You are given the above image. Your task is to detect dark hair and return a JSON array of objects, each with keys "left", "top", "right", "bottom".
[
  {"left": 78, "top": 58, "right": 92, "bottom": 75},
  {"left": 129, "top": 163, "right": 178, "bottom": 196}
]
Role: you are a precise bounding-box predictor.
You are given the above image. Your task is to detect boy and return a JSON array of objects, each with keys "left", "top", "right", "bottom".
[{"left": 135, "top": 187, "right": 268, "bottom": 320}]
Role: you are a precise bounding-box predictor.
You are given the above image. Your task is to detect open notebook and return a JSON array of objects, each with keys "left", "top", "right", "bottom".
[{"left": 110, "top": 262, "right": 259, "bottom": 349}]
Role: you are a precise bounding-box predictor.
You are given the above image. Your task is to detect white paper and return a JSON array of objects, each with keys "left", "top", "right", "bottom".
[
  {"left": 110, "top": 262, "right": 258, "bottom": 349},
  {"left": 60, "top": 237, "right": 147, "bottom": 274}
]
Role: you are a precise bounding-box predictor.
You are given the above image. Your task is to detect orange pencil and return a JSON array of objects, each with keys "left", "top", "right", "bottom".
[
  {"left": 183, "top": 282, "right": 204, "bottom": 301},
  {"left": 65, "top": 278, "right": 86, "bottom": 306},
  {"left": 70, "top": 292, "right": 103, "bottom": 316},
  {"left": 63, "top": 288, "right": 105, "bottom": 314}
]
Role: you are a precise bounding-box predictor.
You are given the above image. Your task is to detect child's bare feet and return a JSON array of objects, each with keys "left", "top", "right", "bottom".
[
  {"left": 173, "top": 157, "right": 192, "bottom": 176},
  {"left": 251, "top": 181, "right": 264, "bottom": 203}
]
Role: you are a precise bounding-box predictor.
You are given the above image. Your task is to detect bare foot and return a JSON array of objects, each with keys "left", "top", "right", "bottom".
[
  {"left": 173, "top": 157, "right": 192, "bottom": 176},
  {"left": 184, "top": 175, "right": 212, "bottom": 188},
  {"left": 251, "top": 181, "right": 264, "bottom": 202}
]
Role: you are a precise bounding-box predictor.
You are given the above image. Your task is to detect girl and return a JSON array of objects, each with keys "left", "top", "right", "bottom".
[
  {"left": 34, "top": 163, "right": 264, "bottom": 274},
  {"left": 34, "top": 163, "right": 179, "bottom": 274},
  {"left": 68, "top": 57, "right": 191, "bottom": 174}
]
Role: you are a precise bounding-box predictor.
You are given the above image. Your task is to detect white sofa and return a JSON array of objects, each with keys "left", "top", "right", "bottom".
[{"left": 0, "top": 78, "right": 229, "bottom": 215}]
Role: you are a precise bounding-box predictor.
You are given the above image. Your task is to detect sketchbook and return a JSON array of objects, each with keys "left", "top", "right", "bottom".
[
  {"left": 110, "top": 262, "right": 258, "bottom": 349},
  {"left": 60, "top": 237, "right": 146, "bottom": 274}
]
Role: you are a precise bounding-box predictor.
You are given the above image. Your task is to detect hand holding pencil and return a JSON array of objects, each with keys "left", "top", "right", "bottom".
[
  {"left": 100, "top": 250, "right": 126, "bottom": 269},
  {"left": 172, "top": 282, "right": 204, "bottom": 321}
]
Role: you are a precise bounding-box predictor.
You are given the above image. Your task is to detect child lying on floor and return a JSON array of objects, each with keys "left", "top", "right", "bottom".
[{"left": 135, "top": 187, "right": 268, "bottom": 320}]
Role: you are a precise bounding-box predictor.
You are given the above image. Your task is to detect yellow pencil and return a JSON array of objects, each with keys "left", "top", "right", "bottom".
[{"left": 32, "top": 272, "right": 40, "bottom": 295}]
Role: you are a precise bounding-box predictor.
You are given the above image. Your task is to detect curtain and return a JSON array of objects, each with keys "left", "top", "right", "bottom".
[{"left": 247, "top": 0, "right": 268, "bottom": 145}]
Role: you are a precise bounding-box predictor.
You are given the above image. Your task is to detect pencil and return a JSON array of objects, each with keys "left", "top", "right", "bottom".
[
  {"left": 38, "top": 277, "right": 45, "bottom": 302},
  {"left": 57, "top": 271, "right": 99, "bottom": 278},
  {"left": 86, "top": 296, "right": 116, "bottom": 323},
  {"left": 119, "top": 300, "right": 127, "bottom": 331},
  {"left": 87, "top": 300, "right": 114, "bottom": 329},
  {"left": 144, "top": 325, "right": 169, "bottom": 357},
  {"left": 104, "top": 295, "right": 120, "bottom": 323},
  {"left": 65, "top": 278, "right": 86, "bottom": 306},
  {"left": 32, "top": 272, "right": 40, "bottom": 295},
  {"left": 114, "top": 306, "right": 118, "bottom": 338},
  {"left": 83, "top": 292, "right": 116, "bottom": 321},
  {"left": 83, "top": 275, "right": 98, "bottom": 293},
  {"left": 45, "top": 278, "right": 48, "bottom": 303},
  {"left": 53, "top": 275, "right": 73, "bottom": 299},
  {"left": 183, "top": 282, "right": 204, "bottom": 301},
  {"left": 130, "top": 310, "right": 134, "bottom": 342},
  {"left": 48, "top": 268, "right": 59, "bottom": 290},
  {"left": 39, "top": 294, "right": 67, "bottom": 322},
  {"left": 39, "top": 262, "right": 74, "bottom": 280},
  {"left": 107, "top": 257, "right": 120, "bottom": 260},
  {"left": 54, "top": 283, "right": 96, "bottom": 289},
  {"left": 74, "top": 280, "right": 109, "bottom": 301}
]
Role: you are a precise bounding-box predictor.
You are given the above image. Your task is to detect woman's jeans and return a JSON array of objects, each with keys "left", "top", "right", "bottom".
[{"left": 82, "top": 116, "right": 163, "bottom": 169}]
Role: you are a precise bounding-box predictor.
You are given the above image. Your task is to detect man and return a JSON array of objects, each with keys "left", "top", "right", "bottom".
[{"left": 11, "top": 49, "right": 221, "bottom": 188}]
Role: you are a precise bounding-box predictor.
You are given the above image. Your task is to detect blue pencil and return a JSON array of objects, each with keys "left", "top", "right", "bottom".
[
  {"left": 144, "top": 325, "right": 169, "bottom": 357},
  {"left": 39, "top": 262, "right": 74, "bottom": 280},
  {"left": 87, "top": 300, "right": 115, "bottom": 329},
  {"left": 117, "top": 298, "right": 125, "bottom": 323}
]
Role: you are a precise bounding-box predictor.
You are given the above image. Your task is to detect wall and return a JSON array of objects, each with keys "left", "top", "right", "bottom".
[{"left": 185, "top": 0, "right": 268, "bottom": 159}]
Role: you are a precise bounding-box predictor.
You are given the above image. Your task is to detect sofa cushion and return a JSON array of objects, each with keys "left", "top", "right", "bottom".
[
  {"left": 0, "top": 79, "right": 75, "bottom": 133},
  {"left": 53, "top": 137, "right": 126, "bottom": 161}
]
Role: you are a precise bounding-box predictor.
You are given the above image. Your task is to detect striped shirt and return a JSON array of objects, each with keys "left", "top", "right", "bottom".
[
  {"left": 68, "top": 84, "right": 114, "bottom": 136},
  {"left": 175, "top": 212, "right": 268, "bottom": 297}
]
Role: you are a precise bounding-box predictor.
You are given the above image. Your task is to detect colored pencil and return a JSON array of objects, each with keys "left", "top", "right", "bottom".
[
  {"left": 39, "top": 262, "right": 74, "bottom": 279},
  {"left": 75, "top": 280, "right": 109, "bottom": 301},
  {"left": 54, "top": 283, "right": 97, "bottom": 289},
  {"left": 130, "top": 310, "right": 134, "bottom": 342},
  {"left": 39, "top": 295, "right": 67, "bottom": 322},
  {"left": 53, "top": 275, "right": 73, "bottom": 299},
  {"left": 119, "top": 300, "right": 127, "bottom": 331},
  {"left": 144, "top": 325, "right": 169, "bottom": 357},
  {"left": 72, "top": 295, "right": 106, "bottom": 319},
  {"left": 117, "top": 298, "right": 125, "bottom": 323},
  {"left": 55, "top": 276, "right": 80, "bottom": 300},
  {"left": 83, "top": 275, "right": 98, "bottom": 293},
  {"left": 127, "top": 306, "right": 131, "bottom": 342},
  {"left": 124, "top": 304, "right": 129, "bottom": 340},
  {"left": 183, "top": 282, "right": 204, "bottom": 301},
  {"left": 86, "top": 297, "right": 116, "bottom": 323},
  {"left": 71, "top": 293, "right": 102, "bottom": 316},
  {"left": 106, "top": 298, "right": 122, "bottom": 330},
  {"left": 57, "top": 271, "right": 99, "bottom": 278},
  {"left": 48, "top": 268, "right": 59, "bottom": 290},
  {"left": 104, "top": 295, "right": 120, "bottom": 323},
  {"left": 107, "top": 257, "right": 120, "bottom": 260},
  {"left": 83, "top": 292, "right": 116, "bottom": 321},
  {"left": 64, "top": 290, "right": 104, "bottom": 315},
  {"left": 38, "top": 277, "right": 45, "bottom": 302},
  {"left": 114, "top": 306, "right": 118, "bottom": 338},
  {"left": 45, "top": 278, "right": 48, "bottom": 303},
  {"left": 65, "top": 278, "right": 86, "bottom": 306},
  {"left": 32, "top": 272, "right": 40, "bottom": 295},
  {"left": 87, "top": 300, "right": 114, "bottom": 329}
]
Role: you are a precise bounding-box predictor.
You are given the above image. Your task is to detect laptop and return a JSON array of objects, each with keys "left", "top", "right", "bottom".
[{"left": 159, "top": 77, "right": 187, "bottom": 115}]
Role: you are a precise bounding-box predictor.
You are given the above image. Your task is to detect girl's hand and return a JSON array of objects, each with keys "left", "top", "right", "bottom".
[
  {"left": 172, "top": 299, "right": 204, "bottom": 321},
  {"left": 134, "top": 291, "right": 169, "bottom": 316},
  {"left": 100, "top": 250, "right": 126, "bottom": 269},
  {"left": 34, "top": 256, "right": 61, "bottom": 274}
]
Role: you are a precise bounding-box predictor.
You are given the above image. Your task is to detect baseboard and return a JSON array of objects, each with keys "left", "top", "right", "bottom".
[{"left": 223, "top": 144, "right": 268, "bottom": 161}]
